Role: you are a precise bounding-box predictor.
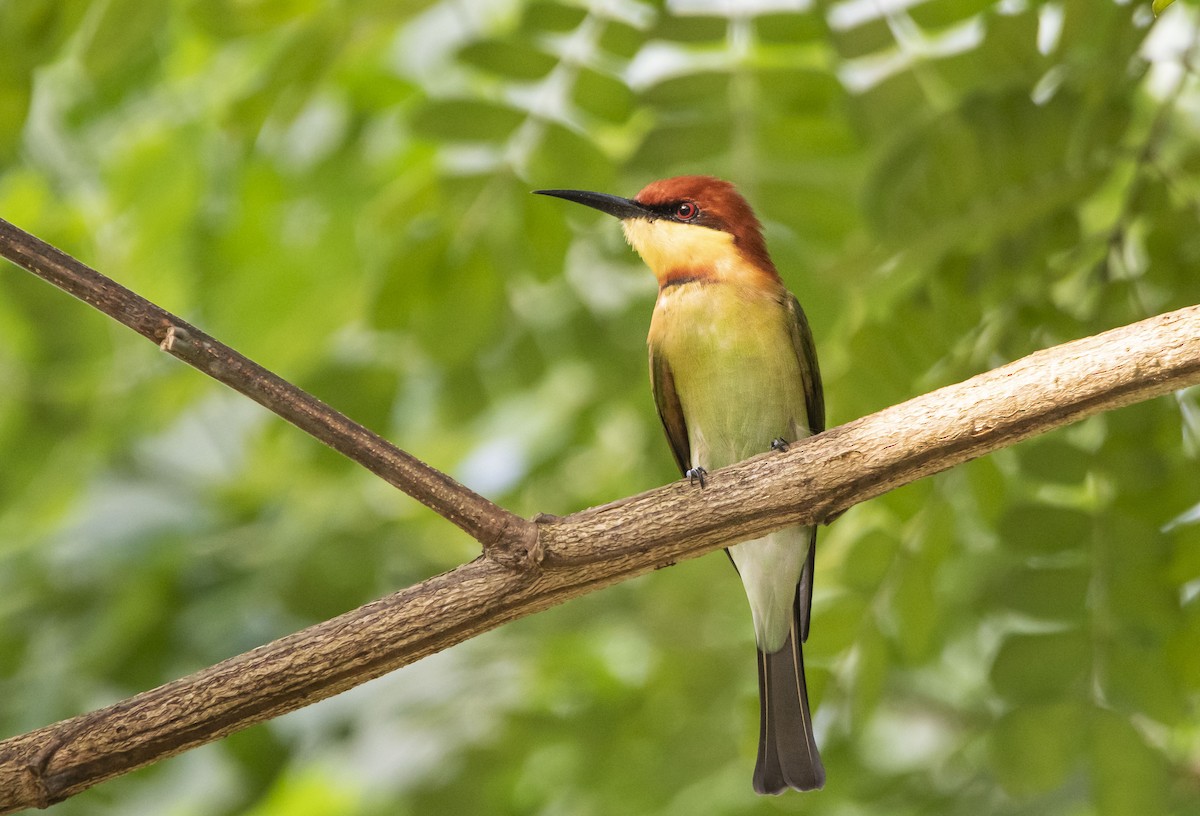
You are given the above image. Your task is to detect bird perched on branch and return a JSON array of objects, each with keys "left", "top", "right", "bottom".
[{"left": 536, "top": 176, "right": 825, "bottom": 794}]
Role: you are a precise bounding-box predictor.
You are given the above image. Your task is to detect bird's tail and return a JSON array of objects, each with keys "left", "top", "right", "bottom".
[{"left": 752, "top": 612, "right": 825, "bottom": 794}]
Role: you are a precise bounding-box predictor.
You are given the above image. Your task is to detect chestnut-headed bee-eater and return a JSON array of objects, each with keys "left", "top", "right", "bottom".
[{"left": 536, "top": 176, "right": 825, "bottom": 793}]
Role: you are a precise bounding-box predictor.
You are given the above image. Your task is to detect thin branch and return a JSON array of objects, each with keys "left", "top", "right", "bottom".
[
  {"left": 1, "top": 303, "right": 1197, "bottom": 813},
  {"left": 0, "top": 217, "right": 536, "bottom": 562}
]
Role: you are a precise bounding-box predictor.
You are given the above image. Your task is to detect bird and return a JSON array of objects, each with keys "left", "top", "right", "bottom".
[{"left": 535, "top": 176, "right": 825, "bottom": 793}]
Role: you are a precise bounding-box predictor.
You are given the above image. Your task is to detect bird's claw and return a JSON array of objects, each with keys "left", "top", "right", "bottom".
[
  {"left": 686, "top": 467, "right": 708, "bottom": 488},
  {"left": 770, "top": 437, "right": 790, "bottom": 452}
]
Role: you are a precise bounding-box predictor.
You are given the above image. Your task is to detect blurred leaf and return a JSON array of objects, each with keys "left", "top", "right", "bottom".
[
  {"left": 223, "top": 726, "right": 290, "bottom": 795},
  {"left": 967, "top": 456, "right": 1009, "bottom": 523},
  {"left": 754, "top": 12, "right": 824, "bottom": 43},
  {"left": 815, "top": 590, "right": 869, "bottom": 655},
  {"left": 631, "top": 117, "right": 734, "bottom": 174},
  {"left": 990, "top": 630, "right": 1090, "bottom": 702},
  {"left": 300, "top": 361, "right": 400, "bottom": 434},
  {"left": 597, "top": 19, "right": 643, "bottom": 59},
  {"left": 839, "top": 529, "right": 898, "bottom": 592},
  {"left": 1096, "top": 515, "right": 1177, "bottom": 638},
  {"left": 1016, "top": 438, "right": 1092, "bottom": 484},
  {"left": 885, "top": 553, "right": 939, "bottom": 662},
  {"left": 242, "top": 768, "right": 361, "bottom": 816},
  {"left": 638, "top": 70, "right": 731, "bottom": 111},
  {"left": 458, "top": 39, "right": 558, "bottom": 80},
  {"left": 756, "top": 67, "right": 842, "bottom": 115},
  {"left": 520, "top": 1, "right": 587, "bottom": 33},
  {"left": 527, "top": 121, "right": 614, "bottom": 189},
  {"left": 996, "top": 503, "right": 1092, "bottom": 555},
  {"left": 188, "top": 0, "right": 322, "bottom": 36},
  {"left": 849, "top": 67, "right": 926, "bottom": 138},
  {"left": 410, "top": 99, "right": 525, "bottom": 141},
  {"left": 0, "top": 79, "right": 31, "bottom": 159},
  {"left": 0, "top": 10, "right": 73, "bottom": 156},
  {"left": 1166, "top": 599, "right": 1200, "bottom": 695},
  {"left": 277, "top": 532, "right": 379, "bottom": 619},
  {"left": 1088, "top": 709, "right": 1171, "bottom": 816},
  {"left": 910, "top": 0, "right": 997, "bottom": 30},
  {"left": 573, "top": 67, "right": 635, "bottom": 123},
  {"left": 991, "top": 702, "right": 1085, "bottom": 795},
  {"left": 77, "top": 0, "right": 169, "bottom": 87},
  {"left": 1102, "top": 638, "right": 1188, "bottom": 722},
  {"left": 652, "top": 14, "right": 726, "bottom": 42},
  {"left": 223, "top": 15, "right": 346, "bottom": 136},
  {"left": 991, "top": 565, "right": 1090, "bottom": 622},
  {"left": 848, "top": 625, "right": 889, "bottom": 720},
  {"left": 832, "top": 17, "right": 894, "bottom": 60}
]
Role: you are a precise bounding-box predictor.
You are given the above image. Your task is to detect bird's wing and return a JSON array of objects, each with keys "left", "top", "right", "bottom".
[
  {"left": 784, "top": 292, "right": 824, "bottom": 436},
  {"left": 649, "top": 347, "right": 691, "bottom": 476},
  {"left": 785, "top": 292, "right": 824, "bottom": 642}
]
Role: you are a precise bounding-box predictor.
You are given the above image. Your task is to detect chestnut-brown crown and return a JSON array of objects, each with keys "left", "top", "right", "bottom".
[{"left": 633, "top": 175, "right": 777, "bottom": 276}]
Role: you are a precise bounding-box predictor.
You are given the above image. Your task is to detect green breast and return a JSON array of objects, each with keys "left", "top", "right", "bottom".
[{"left": 650, "top": 282, "right": 809, "bottom": 470}]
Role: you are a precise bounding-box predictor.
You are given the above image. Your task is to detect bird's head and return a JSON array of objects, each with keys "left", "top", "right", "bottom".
[{"left": 536, "top": 176, "right": 778, "bottom": 287}]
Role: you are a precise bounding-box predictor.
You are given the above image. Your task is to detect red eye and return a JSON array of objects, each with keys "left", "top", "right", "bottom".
[{"left": 675, "top": 202, "right": 698, "bottom": 220}]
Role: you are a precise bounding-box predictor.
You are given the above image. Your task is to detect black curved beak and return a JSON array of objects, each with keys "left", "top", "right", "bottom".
[{"left": 534, "top": 189, "right": 652, "bottom": 221}]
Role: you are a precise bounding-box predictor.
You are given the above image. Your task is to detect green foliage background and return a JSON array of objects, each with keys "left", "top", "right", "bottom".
[{"left": 2, "top": 0, "right": 1200, "bottom": 813}]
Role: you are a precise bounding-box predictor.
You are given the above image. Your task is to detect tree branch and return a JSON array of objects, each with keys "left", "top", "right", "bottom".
[
  {"left": 0, "top": 294, "right": 1197, "bottom": 811},
  {"left": 0, "top": 217, "right": 537, "bottom": 564}
]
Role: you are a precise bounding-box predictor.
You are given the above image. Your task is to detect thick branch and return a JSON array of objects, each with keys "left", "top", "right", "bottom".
[
  {"left": 0, "top": 217, "right": 534, "bottom": 559},
  {"left": 1, "top": 304, "right": 1197, "bottom": 813}
]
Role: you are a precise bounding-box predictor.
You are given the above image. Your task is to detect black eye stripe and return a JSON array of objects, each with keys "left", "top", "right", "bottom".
[
  {"left": 647, "top": 200, "right": 700, "bottom": 221},
  {"left": 641, "top": 200, "right": 710, "bottom": 224}
]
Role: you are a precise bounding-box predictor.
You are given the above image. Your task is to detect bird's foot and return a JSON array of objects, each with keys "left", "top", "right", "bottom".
[
  {"left": 685, "top": 467, "right": 708, "bottom": 488},
  {"left": 770, "top": 437, "right": 789, "bottom": 452}
]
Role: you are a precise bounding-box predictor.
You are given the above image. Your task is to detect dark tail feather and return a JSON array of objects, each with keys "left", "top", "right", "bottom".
[{"left": 752, "top": 621, "right": 825, "bottom": 794}]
